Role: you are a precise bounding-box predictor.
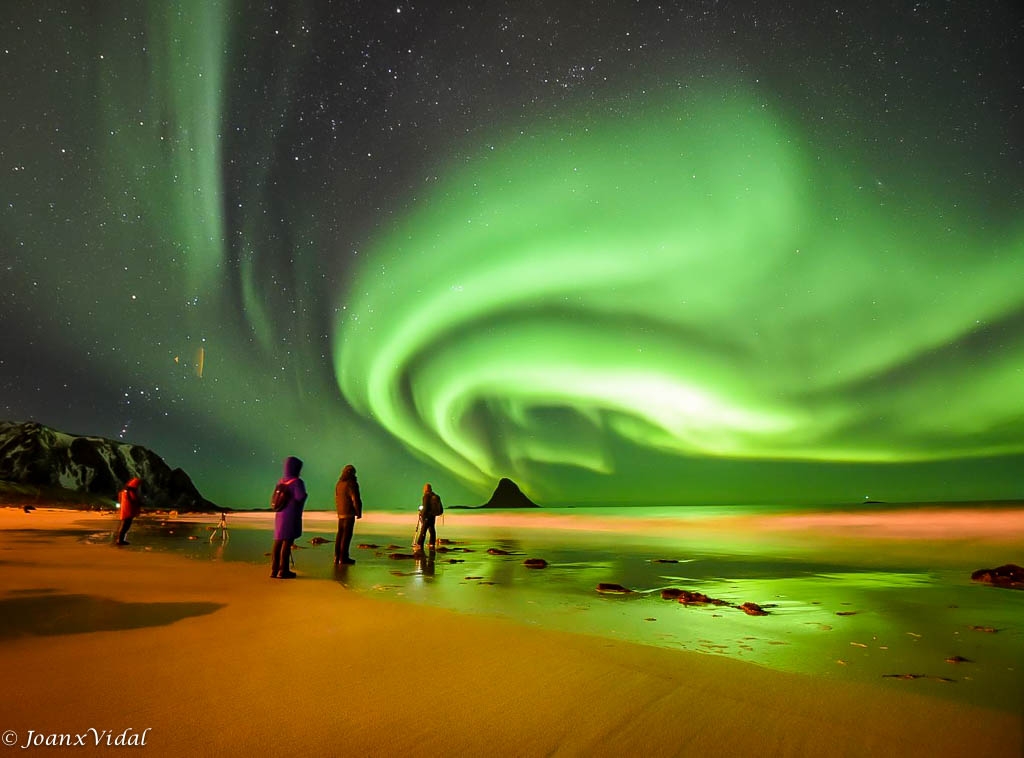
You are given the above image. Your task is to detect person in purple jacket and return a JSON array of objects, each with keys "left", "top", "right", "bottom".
[{"left": 270, "top": 455, "right": 307, "bottom": 579}]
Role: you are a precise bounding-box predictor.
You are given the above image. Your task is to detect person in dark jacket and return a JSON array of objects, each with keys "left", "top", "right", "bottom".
[
  {"left": 115, "top": 477, "right": 142, "bottom": 545},
  {"left": 333, "top": 464, "right": 362, "bottom": 565},
  {"left": 414, "top": 482, "right": 443, "bottom": 551},
  {"left": 270, "top": 456, "right": 307, "bottom": 579}
]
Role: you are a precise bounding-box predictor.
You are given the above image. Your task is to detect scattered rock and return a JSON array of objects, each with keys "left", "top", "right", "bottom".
[
  {"left": 945, "top": 655, "right": 971, "bottom": 664},
  {"left": 523, "top": 558, "right": 548, "bottom": 568},
  {"left": 883, "top": 674, "right": 955, "bottom": 684},
  {"left": 308, "top": 537, "right": 331, "bottom": 545},
  {"left": 969, "top": 625, "right": 998, "bottom": 633},
  {"left": 660, "top": 588, "right": 728, "bottom": 605},
  {"left": 596, "top": 583, "right": 632, "bottom": 595},
  {"left": 388, "top": 553, "right": 417, "bottom": 560},
  {"left": 652, "top": 558, "right": 679, "bottom": 564},
  {"left": 835, "top": 611, "right": 858, "bottom": 616},
  {"left": 681, "top": 591, "right": 729, "bottom": 606},
  {"left": 738, "top": 602, "right": 769, "bottom": 616},
  {"left": 487, "top": 548, "right": 512, "bottom": 555},
  {"left": 357, "top": 543, "right": 379, "bottom": 550},
  {"left": 970, "top": 564, "right": 1024, "bottom": 589}
]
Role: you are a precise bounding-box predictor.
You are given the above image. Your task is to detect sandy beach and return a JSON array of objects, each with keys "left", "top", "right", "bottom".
[{"left": 1, "top": 508, "right": 1021, "bottom": 757}]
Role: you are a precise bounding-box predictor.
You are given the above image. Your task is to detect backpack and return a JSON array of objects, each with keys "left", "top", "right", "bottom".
[
  {"left": 429, "top": 492, "right": 443, "bottom": 517},
  {"left": 270, "top": 479, "right": 295, "bottom": 511}
]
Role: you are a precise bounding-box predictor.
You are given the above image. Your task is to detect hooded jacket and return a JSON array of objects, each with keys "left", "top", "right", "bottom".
[
  {"left": 273, "top": 456, "right": 307, "bottom": 540},
  {"left": 119, "top": 478, "right": 142, "bottom": 520},
  {"left": 334, "top": 465, "right": 362, "bottom": 518}
]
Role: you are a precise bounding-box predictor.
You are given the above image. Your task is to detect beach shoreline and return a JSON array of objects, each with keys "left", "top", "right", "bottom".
[{"left": 1, "top": 507, "right": 1021, "bottom": 757}]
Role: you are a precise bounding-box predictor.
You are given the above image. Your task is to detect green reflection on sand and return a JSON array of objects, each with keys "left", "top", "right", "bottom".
[{"left": 146, "top": 508, "right": 1024, "bottom": 713}]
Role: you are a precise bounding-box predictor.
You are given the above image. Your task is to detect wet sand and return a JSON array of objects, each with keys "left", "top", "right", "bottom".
[{"left": 0, "top": 507, "right": 1020, "bottom": 757}]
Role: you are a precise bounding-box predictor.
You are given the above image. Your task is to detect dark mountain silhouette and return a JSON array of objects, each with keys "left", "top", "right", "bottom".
[
  {"left": 480, "top": 478, "right": 540, "bottom": 508},
  {"left": 0, "top": 420, "right": 218, "bottom": 511}
]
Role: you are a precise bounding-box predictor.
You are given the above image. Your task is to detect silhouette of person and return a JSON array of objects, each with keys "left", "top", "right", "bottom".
[
  {"left": 333, "top": 464, "right": 362, "bottom": 565},
  {"left": 115, "top": 477, "right": 142, "bottom": 545},
  {"left": 414, "top": 482, "right": 443, "bottom": 551},
  {"left": 270, "top": 456, "right": 307, "bottom": 579}
]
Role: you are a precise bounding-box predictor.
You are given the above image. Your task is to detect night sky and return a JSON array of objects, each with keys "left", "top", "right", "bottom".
[{"left": 2, "top": 1, "right": 1022, "bottom": 510}]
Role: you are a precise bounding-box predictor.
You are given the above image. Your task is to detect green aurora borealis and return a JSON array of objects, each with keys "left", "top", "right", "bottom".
[{"left": 2, "top": 2, "right": 1022, "bottom": 508}]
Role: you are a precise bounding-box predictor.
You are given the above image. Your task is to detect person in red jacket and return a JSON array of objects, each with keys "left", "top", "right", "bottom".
[{"left": 116, "top": 477, "right": 142, "bottom": 545}]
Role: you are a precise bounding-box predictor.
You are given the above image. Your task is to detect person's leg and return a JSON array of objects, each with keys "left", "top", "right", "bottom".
[
  {"left": 270, "top": 539, "right": 283, "bottom": 577},
  {"left": 117, "top": 517, "right": 133, "bottom": 544},
  {"left": 340, "top": 517, "right": 355, "bottom": 562},
  {"left": 279, "top": 540, "right": 296, "bottom": 577},
  {"left": 415, "top": 518, "right": 426, "bottom": 548},
  {"left": 427, "top": 517, "right": 436, "bottom": 547},
  {"left": 335, "top": 519, "right": 343, "bottom": 563}
]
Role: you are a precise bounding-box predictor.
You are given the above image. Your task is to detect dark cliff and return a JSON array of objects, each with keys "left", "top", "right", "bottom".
[{"left": 0, "top": 421, "right": 217, "bottom": 511}]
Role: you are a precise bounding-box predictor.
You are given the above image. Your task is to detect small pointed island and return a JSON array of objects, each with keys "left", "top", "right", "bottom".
[{"left": 451, "top": 478, "right": 541, "bottom": 509}]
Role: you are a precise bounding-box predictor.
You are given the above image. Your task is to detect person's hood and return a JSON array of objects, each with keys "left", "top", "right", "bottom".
[
  {"left": 340, "top": 464, "right": 356, "bottom": 480},
  {"left": 125, "top": 477, "right": 141, "bottom": 489},
  {"left": 283, "top": 456, "right": 303, "bottom": 478}
]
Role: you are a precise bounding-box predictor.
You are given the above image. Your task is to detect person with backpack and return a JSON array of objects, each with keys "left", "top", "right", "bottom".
[
  {"left": 115, "top": 477, "right": 142, "bottom": 545},
  {"left": 270, "top": 456, "right": 307, "bottom": 579},
  {"left": 333, "top": 464, "right": 362, "bottom": 565},
  {"left": 414, "top": 482, "right": 443, "bottom": 551}
]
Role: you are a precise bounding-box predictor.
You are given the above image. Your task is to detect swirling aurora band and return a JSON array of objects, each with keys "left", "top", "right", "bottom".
[{"left": 335, "top": 91, "right": 1024, "bottom": 496}]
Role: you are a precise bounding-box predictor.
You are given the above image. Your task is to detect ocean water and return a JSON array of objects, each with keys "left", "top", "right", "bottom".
[{"left": 84, "top": 504, "right": 1024, "bottom": 713}]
